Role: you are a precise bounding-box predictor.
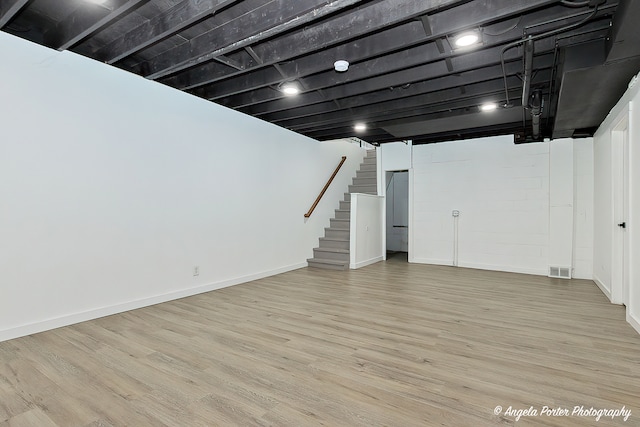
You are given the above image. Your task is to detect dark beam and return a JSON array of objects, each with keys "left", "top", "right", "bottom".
[
  {"left": 266, "top": 76, "right": 527, "bottom": 127},
  {"left": 243, "top": 44, "right": 543, "bottom": 116},
  {"left": 142, "top": 0, "right": 474, "bottom": 80},
  {"left": 214, "top": 55, "right": 245, "bottom": 71},
  {"left": 281, "top": 73, "right": 553, "bottom": 133},
  {"left": 141, "top": 0, "right": 370, "bottom": 79},
  {"left": 45, "top": 0, "right": 148, "bottom": 51},
  {"left": 282, "top": 70, "right": 551, "bottom": 132},
  {"left": 231, "top": 21, "right": 609, "bottom": 117},
  {"left": 280, "top": 63, "right": 554, "bottom": 131},
  {"left": 0, "top": 0, "right": 29, "bottom": 29},
  {"left": 96, "top": 0, "right": 239, "bottom": 63},
  {"left": 167, "top": 0, "right": 562, "bottom": 91}
]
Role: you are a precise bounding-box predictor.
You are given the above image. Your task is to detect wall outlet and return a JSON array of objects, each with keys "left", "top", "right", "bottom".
[{"left": 193, "top": 266, "right": 200, "bottom": 276}]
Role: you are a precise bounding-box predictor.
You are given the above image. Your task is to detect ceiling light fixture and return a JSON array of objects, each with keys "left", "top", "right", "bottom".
[
  {"left": 354, "top": 123, "right": 367, "bottom": 131},
  {"left": 454, "top": 31, "right": 480, "bottom": 48},
  {"left": 480, "top": 102, "right": 498, "bottom": 112},
  {"left": 280, "top": 82, "right": 300, "bottom": 96},
  {"left": 85, "top": 0, "right": 109, "bottom": 4},
  {"left": 334, "top": 60, "right": 349, "bottom": 72}
]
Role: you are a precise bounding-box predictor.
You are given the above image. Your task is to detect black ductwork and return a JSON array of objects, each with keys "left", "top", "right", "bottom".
[
  {"left": 529, "top": 90, "right": 543, "bottom": 139},
  {"left": 521, "top": 39, "right": 535, "bottom": 107}
]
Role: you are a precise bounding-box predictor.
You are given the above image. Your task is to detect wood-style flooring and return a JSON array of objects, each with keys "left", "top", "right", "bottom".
[{"left": 1, "top": 254, "right": 639, "bottom": 426}]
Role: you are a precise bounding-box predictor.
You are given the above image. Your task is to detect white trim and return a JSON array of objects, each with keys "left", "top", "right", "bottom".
[
  {"left": 408, "top": 168, "right": 415, "bottom": 263},
  {"left": 593, "top": 275, "right": 613, "bottom": 301},
  {"left": 350, "top": 256, "right": 384, "bottom": 269},
  {"left": 349, "top": 194, "right": 358, "bottom": 267},
  {"left": 411, "top": 257, "right": 459, "bottom": 267},
  {"left": 0, "top": 262, "right": 306, "bottom": 343},
  {"left": 411, "top": 258, "right": 547, "bottom": 276},
  {"left": 458, "top": 261, "right": 547, "bottom": 276},
  {"left": 627, "top": 311, "right": 640, "bottom": 336}
]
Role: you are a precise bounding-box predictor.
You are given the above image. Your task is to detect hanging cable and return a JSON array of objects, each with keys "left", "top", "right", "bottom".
[
  {"left": 483, "top": 16, "right": 522, "bottom": 36},
  {"left": 499, "top": 3, "right": 600, "bottom": 107},
  {"left": 561, "top": 0, "right": 590, "bottom": 7}
]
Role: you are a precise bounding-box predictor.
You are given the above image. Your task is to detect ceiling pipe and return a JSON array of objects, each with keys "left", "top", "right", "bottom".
[
  {"left": 521, "top": 38, "right": 535, "bottom": 107},
  {"left": 530, "top": 89, "right": 543, "bottom": 138},
  {"left": 500, "top": 1, "right": 600, "bottom": 107}
]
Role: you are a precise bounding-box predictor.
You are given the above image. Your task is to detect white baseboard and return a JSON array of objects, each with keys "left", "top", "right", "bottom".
[
  {"left": 458, "top": 261, "right": 547, "bottom": 277},
  {"left": 0, "top": 262, "right": 306, "bottom": 343},
  {"left": 592, "top": 276, "right": 612, "bottom": 301},
  {"left": 411, "top": 257, "right": 454, "bottom": 267},
  {"left": 350, "top": 256, "right": 384, "bottom": 269},
  {"left": 410, "top": 258, "right": 547, "bottom": 276},
  {"left": 627, "top": 311, "right": 640, "bottom": 336}
]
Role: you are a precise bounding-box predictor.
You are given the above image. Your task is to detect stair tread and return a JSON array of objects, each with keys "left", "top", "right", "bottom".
[
  {"left": 307, "top": 258, "right": 349, "bottom": 265},
  {"left": 314, "top": 247, "right": 349, "bottom": 254},
  {"left": 320, "top": 237, "right": 349, "bottom": 242}
]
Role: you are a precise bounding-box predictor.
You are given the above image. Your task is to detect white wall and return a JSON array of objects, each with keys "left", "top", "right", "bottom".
[
  {"left": 349, "top": 194, "right": 384, "bottom": 269},
  {"left": 411, "top": 135, "right": 594, "bottom": 278},
  {"left": 573, "top": 138, "right": 594, "bottom": 279},
  {"left": 412, "top": 135, "right": 551, "bottom": 275},
  {"left": 549, "top": 139, "right": 574, "bottom": 272},
  {"left": 0, "top": 33, "right": 366, "bottom": 342},
  {"left": 593, "top": 72, "right": 640, "bottom": 334}
]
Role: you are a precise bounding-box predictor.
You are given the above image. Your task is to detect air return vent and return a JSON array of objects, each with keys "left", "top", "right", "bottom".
[{"left": 549, "top": 266, "right": 571, "bottom": 279}]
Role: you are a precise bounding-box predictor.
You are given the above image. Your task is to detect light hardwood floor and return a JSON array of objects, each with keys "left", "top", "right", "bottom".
[{"left": 1, "top": 254, "right": 639, "bottom": 426}]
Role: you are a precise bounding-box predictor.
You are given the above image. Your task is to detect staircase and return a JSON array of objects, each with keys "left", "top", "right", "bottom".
[{"left": 307, "top": 150, "right": 377, "bottom": 270}]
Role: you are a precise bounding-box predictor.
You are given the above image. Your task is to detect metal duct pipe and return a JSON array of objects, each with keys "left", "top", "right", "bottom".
[
  {"left": 530, "top": 89, "right": 543, "bottom": 138},
  {"left": 521, "top": 38, "right": 535, "bottom": 108},
  {"left": 500, "top": 3, "right": 600, "bottom": 106}
]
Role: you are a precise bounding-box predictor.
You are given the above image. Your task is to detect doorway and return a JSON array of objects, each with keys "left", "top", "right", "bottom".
[
  {"left": 612, "top": 111, "right": 630, "bottom": 306},
  {"left": 385, "top": 170, "right": 408, "bottom": 260}
]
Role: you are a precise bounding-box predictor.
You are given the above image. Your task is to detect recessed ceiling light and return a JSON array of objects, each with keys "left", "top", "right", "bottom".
[
  {"left": 480, "top": 102, "right": 498, "bottom": 112},
  {"left": 85, "top": 0, "right": 109, "bottom": 4},
  {"left": 454, "top": 32, "right": 480, "bottom": 48},
  {"left": 281, "top": 83, "right": 300, "bottom": 96},
  {"left": 354, "top": 123, "right": 367, "bottom": 131},
  {"left": 334, "top": 60, "right": 349, "bottom": 72}
]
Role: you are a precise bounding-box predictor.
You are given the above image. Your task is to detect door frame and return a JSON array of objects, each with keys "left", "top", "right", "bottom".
[
  {"left": 383, "top": 169, "right": 409, "bottom": 257},
  {"left": 611, "top": 108, "right": 630, "bottom": 306}
]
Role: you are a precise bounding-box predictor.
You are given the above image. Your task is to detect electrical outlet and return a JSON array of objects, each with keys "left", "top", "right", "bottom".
[
  {"left": 452, "top": 210, "right": 460, "bottom": 217},
  {"left": 193, "top": 266, "right": 200, "bottom": 276}
]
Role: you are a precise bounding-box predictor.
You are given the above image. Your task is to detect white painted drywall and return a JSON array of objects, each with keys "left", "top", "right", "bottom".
[
  {"left": 349, "top": 194, "right": 384, "bottom": 269},
  {"left": 411, "top": 135, "right": 551, "bottom": 275},
  {"left": 572, "top": 138, "right": 594, "bottom": 280},
  {"left": 549, "top": 139, "right": 574, "bottom": 273},
  {"left": 593, "top": 71, "right": 640, "bottom": 334},
  {"left": 0, "top": 33, "right": 366, "bottom": 342},
  {"left": 411, "top": 135, "right": 594, "bottom": 277}
]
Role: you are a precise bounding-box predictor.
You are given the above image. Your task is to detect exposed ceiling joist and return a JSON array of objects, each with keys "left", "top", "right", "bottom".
[
  {"left": 45, "top": 0, "right": 148, "bottom": 51},
  {"left": 140, "top": 0, "right": 370, "bottom": 79},
  {"left": 97, "top": 0, "right": 240, "bottom": 64},
  {"left": 2, "top": 0, "right": 631, "bottom": 144},
  {"left": 0, "top": 0, "right": 29, "bottom": 28}
]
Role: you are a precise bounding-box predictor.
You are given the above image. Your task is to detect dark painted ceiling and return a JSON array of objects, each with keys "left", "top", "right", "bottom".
[{"left": 2, "top": 0, "right": 640, "bottom": 144}]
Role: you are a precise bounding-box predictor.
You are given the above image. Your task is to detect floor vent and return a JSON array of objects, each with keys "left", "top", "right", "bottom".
[{"left": 549, "top": 266, "right": 571, "bottom": 279}]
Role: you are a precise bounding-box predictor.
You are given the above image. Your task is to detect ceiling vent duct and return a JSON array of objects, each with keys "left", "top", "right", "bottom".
[{"left": 529, "top": 89, "right": 543, "bottom": 139}]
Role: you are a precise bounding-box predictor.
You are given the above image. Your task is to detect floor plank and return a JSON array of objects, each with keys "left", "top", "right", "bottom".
[{"left": 1, "top": 254, "right": 639, "bottom": 426}]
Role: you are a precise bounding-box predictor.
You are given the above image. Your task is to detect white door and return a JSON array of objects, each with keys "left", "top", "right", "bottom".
[{"left": 612, "top": 113, "right": 630, "bottom": 306}]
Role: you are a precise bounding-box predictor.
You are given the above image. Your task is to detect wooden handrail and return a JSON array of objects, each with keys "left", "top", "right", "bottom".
[{"left": 304, "top": 156, "right": 347, "bottom": 218}]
